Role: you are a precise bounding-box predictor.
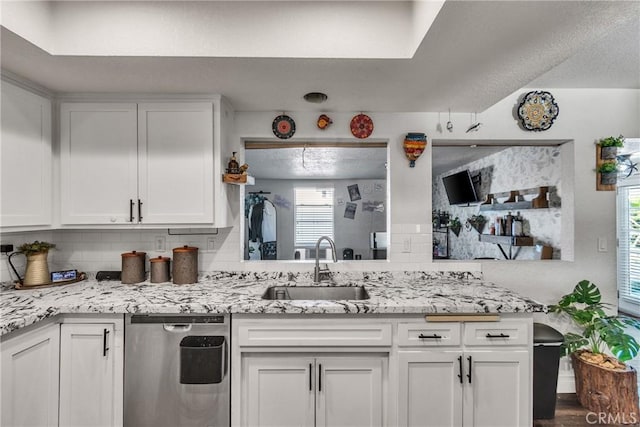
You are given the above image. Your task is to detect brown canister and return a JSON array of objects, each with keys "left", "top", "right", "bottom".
[
  {"left": 172, "top": 245, "right": 198, "bottom": 284},
  {"left": 121, "top": 251, "right": 146, "bottom": 284},
  {"left": 150, "top": 256, "right": 171, "bottom": 283}
]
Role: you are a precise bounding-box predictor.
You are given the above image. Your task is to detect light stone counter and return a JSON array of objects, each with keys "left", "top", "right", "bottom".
[{"left": 0, "top": 271, "right": 545, "bottom": 336}]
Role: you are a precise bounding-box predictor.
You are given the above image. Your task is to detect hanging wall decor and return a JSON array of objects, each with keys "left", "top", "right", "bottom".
[
  {"left": 517, "top": 90, "right": 559, "bottom": 131},
  {"left": 350, "top": 113, "right": 374, "bottom": 139},
  {"left": 272, "top": 114, "right": 296, "bottom": 139},
  {"left": 403, "top": 132, "right": 427, "bottom": 167},
  {"left": 317, "top": 114, "right": 333, "bottom": 130}
]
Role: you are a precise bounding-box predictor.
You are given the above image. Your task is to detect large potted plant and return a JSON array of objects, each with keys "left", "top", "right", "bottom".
[
  {"left": 549, "top": 280, "right": 640, "bottom": 423},
  {"left": 598, "top": 135, "right": 625, "bottom": 160}
]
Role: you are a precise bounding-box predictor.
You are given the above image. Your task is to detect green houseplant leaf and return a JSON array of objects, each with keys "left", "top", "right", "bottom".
[
  {"left": 549, "top": 280, "right": 640, "bottom": 362},
  {"left": 17, "top": 241, "right": 56, "bottom": 256},
  {"left": 598, "top": 135, "right": 625, "bottom": 148}
]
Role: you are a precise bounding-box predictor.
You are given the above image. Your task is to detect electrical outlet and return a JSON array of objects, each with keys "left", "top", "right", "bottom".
[
  {"left": 207, "top": 237, "right": 216, "bottom": 251},
  {"left": 154, "top": 236, "right": 166, "bottom": 252},
  {"left": 402, "top": 237, "right": 411, "bottom": 253}
]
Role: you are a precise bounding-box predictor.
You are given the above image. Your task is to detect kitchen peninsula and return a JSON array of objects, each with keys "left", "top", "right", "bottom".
[{"left": 1, "top": 271, "right": 544, "bottom": 427}]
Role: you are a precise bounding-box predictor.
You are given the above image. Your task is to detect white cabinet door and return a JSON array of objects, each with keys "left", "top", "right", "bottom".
[
  {"left": 0, "top": 322, "right": 60, "bottom": 427},
  {"left": 397, "top": 351, "right": 463, "bottom": 427},
  {"left": 1, "top": 80, "right": 52, "bottom": 228},
  {"left": 463, "top": 350, "right": 530, "bottom": 427},
  {"left": 59, "top": 323, "right": 120, "bottom": 427},
  {"left": 316, "top": 356, "right": 384, "bottom": 427},
  {"left": 138, "top": 102, "right": 214, "bottom": 224},
  {"left": 243, "top": 356, "right": 315, "bottom": 427},
  {"left": 60, "top": 103, "right": 138, "bottom": 225}
]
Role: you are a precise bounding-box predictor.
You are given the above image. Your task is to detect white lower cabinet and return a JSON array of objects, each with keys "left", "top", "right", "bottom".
[
  {"left": 0, "top": 321, "right": 60, "bottom": 427},
  {"left": 0, "top": 316, "right": 123, "bottom": 427},
  {"left": 398, "top": 351, "right": 462, "bottom": 427},
  {"left": 243, "top": 354, "right": 385, "bottom": 427},
  {"left": 396, "top": 319, "right": 532, "bottom": 427},
  {"left": 59, "top": 323, "right": 122, "bottom": 427}
]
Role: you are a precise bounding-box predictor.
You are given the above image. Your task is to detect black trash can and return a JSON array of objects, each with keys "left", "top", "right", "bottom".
[{"left": 533, "top": 323, "right": 565, "bottom": 419}]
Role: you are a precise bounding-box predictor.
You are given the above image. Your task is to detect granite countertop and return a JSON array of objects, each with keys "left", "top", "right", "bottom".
[{"left": 0, "top": 271, "right": 545, "bottom": 336}]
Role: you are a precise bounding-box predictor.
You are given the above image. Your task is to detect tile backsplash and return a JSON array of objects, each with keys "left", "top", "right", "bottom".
[{"left": 1, "top": 223, "right": 451, "bottom": 283}]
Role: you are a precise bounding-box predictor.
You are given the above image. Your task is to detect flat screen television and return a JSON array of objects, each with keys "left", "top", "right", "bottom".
[{"left": 442, "top": 170, "right": 479, "bottom": 205}]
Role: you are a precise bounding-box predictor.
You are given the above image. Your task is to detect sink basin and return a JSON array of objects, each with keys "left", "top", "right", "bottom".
[{"left": 262, "top": 285, "right": 370, "bottom": 301}]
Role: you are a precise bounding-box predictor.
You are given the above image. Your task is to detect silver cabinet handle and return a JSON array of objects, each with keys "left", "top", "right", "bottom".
[{"left": 162, "top": 324, "right": 192, "bottom": 332}]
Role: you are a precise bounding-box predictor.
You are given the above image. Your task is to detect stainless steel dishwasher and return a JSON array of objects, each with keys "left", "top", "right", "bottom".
[{"left": 124, "top": 314, "right": 230, "bottom": 427}]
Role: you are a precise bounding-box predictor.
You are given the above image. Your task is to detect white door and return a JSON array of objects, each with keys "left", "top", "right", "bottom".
[
  {"left": 397, "top": 351, "right": 463, "bottom": 427},
  {"left": 138, "top": 102, "right": 214, "bottom": 224},
  {"left": 1, "top": 80, "right": 52, "bottom": 227},
  {"left": 59, "top": 323, "right": 117, "bottom": 427},
  {"left": 244, "top": 356, "right": 315, "bottom": 427},
  {"left": 0, "top": 322, "right": 60, "bottom": 427},
  {"left": 60, "top": 103, "right": 138, "bottom": 225},
  {"left": 463, "top": 351, "right": 530, "bottom": 427},
  {"left": 316, "top": 356, "right": 385, "bottom": 427}
]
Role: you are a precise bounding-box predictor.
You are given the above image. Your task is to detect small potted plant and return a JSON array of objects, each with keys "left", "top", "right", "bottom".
[
  {"left": 597, "top": 161, "right": 618, "bottom": 185},
  {"left": 8, "top": 241, "right": 56, "bottom": 286},
  {"left": 598, "top": 135, "right": 625, "bottom": 159},
  {"left": 549, "top": 280, "right": 640, "bottom": 422},
  {"left": 447, "top": 217, "right": 462, "bottom": 237},
  {"left": 466, "top": 214, "right": 486, "bottom": 234}
]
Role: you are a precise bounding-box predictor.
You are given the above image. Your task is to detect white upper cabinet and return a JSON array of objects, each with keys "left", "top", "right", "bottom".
[
  {"left": 60, "top": 103, "right": 138, "bottom": 225},
  {"left": 1, "top": 80, "right": 52, "bottom": 228},
  {"left": 137, "top": 102, "right": 213, "bottom": 224},
  {"left": 60, "top": 99, "right": 227, "bottom": 227}
]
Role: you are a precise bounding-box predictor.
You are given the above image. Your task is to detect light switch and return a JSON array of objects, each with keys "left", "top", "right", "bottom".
[{"left": 597, "top": 237, "right": 607, "bottom": 253}]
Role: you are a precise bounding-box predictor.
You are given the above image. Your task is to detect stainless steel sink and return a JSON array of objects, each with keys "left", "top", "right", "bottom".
[{"left": 262, "top": 285, "right": 370, "bottom": 301}]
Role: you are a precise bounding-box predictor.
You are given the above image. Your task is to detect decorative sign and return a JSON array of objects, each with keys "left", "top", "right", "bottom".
[
  {"left": 517, "top": 91, "right": 559, "bottom": 131},
  {"left": 350, "top": 114, "right": 374, "bottom": 139},
  {"left": 272, "top": 114, "right": 296, "bottom": 139}
]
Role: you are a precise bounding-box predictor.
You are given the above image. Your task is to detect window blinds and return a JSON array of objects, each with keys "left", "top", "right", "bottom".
[
  {"left": 617, "top": 183, "right": 640, "bottom": 315},
  {"left": 294, "top": 187, "right": 334, "bottom": 247}
]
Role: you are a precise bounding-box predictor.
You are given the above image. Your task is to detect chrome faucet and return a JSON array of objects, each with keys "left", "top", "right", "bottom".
[{"left": 314, "top": 236, "right": 338, "bottom": 283}]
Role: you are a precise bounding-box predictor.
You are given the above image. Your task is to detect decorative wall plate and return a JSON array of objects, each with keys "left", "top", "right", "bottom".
[
  {"left": 517, "top": 91, "right": 559, "bottom": 131},
  {"left": 350, "top": 114, "right": 374, "bottom": 139},
  {"left": 272, "top": 114, "right": 296, "bottom": 139}
]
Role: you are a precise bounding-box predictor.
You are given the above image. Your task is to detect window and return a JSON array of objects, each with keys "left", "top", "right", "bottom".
[
  {"left": 295, "top": 187, "right": 334, "bottom": 247},
  {"left": 617, "top": 182, "right": 640, "bottom": 316}
]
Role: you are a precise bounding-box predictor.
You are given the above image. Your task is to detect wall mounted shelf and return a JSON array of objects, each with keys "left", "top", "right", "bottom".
[
  {"left": 223, "top": 174, "right": 255, "bottom": 185},
  {"left": 479, "top": 186, "right": 551, "bottom": 211},
  {"left": 479, "top": 234, "right": 533, "bottom": 260}
]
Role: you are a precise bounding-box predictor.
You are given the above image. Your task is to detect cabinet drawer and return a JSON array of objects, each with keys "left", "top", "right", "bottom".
[
  {"left": 398, "top": 323, "right": 461, "bottom": 347},
  {"left": 238, "top": 324, "right": 392, "bottom": 347},
  {"left": 463, "top": 322, "right": 529, "bottom": 346}
]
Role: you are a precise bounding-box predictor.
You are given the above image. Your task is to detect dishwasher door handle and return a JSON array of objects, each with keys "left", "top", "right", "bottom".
[{"left": 163, "top": 324, "right": 193, "bottom": 333}]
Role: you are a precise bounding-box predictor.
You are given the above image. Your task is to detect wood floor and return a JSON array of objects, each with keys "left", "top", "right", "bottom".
[{"left": 534, "top": 394, "right": 639, "bottom": 426}]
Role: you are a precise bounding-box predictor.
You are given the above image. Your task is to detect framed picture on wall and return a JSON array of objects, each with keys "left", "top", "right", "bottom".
[
  {"left": 348, "top": 184, "right": 361, "bottom": 201},
  {"left": 344, "top": 202, "right": 357, "bottom": 219}
]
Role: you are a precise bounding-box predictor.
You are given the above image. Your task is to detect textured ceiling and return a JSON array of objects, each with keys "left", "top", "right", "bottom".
[{"left": 1, "top": 1, "right": 638, "bottom": 113}]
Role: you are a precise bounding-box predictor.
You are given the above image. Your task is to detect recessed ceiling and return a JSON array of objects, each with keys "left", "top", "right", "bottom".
[{"left": 1, "top": 1, "right": 638, "bottom": 113}]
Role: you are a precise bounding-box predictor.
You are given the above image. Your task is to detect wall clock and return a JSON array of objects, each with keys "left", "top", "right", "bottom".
[
  {"left": 272, "top": 114, "right": 296, "bottom": 139},
  {"left": 350, "top": 114, "right": 374, "bottom": 139},
  {"left": 517, "top": 91, "right": 559, "bottom": 131}
]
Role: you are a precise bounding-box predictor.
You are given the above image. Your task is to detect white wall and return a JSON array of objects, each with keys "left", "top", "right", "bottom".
[{"left": 2, "top": 88, "right": 639, "bottom": 308}]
